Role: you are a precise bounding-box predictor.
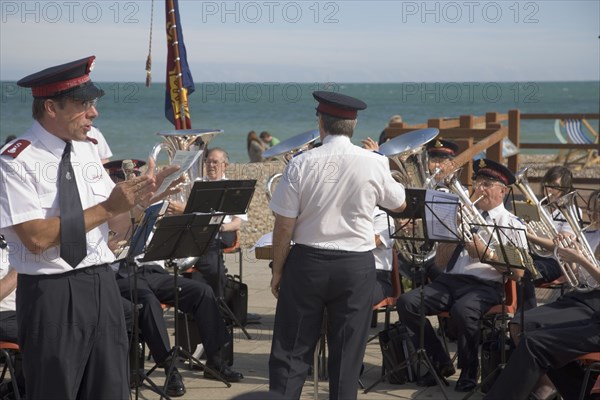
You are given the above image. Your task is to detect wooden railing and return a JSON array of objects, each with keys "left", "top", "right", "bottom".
[{"left": 384, "top": 110, "right": 599, "bottom": 187}]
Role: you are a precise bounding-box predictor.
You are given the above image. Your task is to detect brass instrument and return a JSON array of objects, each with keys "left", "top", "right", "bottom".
[
  {"left": 378, "top": 128, "right": 440, "bottom": 265},
  {"left": 446, "top": 173, "right": 538, "bottom": 279},
  {"left": 513, "top": 167, "right": 556, "bottom": 257},
  {"left": 149, "top": 129, "right": 221, "bottom": 268},
  {"left": 553, "top": 191, "right": 599, "bottom": 292},
  {"left": 263, "top": 129, "right": 320, "bottom": 200},
  {"left": 149, "top": 129, "right": 222, "bottom": 202}
]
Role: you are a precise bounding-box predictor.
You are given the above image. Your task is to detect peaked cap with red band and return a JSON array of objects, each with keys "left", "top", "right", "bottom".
[
  {"left": 103, "top": 159, "right": 146, "bottom": 181},
  {"left": 427, "top": 138, "right": 458, "bottom": 159},
  {"left": 473, "top": 158, "right": 516, "bottom": 186},
  {"left": 17, "top": 56, "right": 104, "bottom": 100},
  {"left": 313, "top": 91, "right": 367, "bottom": 120}
]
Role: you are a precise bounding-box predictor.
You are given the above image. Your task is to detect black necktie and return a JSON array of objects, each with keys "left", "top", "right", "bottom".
[
  {"left": 59, "top": 142, "right": 86, "bottom": 268},
  {"left": 446, "top": 211, "right": 490, "bottom": 272}
]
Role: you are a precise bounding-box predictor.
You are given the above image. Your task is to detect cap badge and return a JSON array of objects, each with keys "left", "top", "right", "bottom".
[
  {"left": 479, "top": 159, "right": 487, "bottom": 168},
  {"left": 434, "top": 139, "right": 443, "bottom": 148}
]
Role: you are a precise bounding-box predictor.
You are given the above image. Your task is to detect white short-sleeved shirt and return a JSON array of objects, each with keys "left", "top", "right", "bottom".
[
  {"left": 0, "top": 121, "right": 116, "bottom": 275},
  {"left": 269, "top": 134, "right": 406, "bottom": 252},
  {"left": 373, "top": 208, "right": 395, "bottom": 271},
  {"left": 0, "top": 247, "right": 16, "bottom": 312},
  {"left": 448, "top": 203, "right": 529, "bottom": 283},
  {"left": 88, "top": 126, "right": 113, "bottom": 161},
  {"left": 578, "top": 229, "right": 600, "bottom": 289}
]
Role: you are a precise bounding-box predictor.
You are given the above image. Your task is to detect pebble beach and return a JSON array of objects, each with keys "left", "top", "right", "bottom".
[{"left": 227, "top": 153, "right": 600, "bottom": 250}]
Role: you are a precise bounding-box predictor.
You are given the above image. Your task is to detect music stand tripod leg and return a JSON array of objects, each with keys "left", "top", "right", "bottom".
[
  {"left": 159, "top": 262, "right": 232, "bottom": 390},
  {"left": 126, "top": 258, "right": 171, "bottom": 400}
]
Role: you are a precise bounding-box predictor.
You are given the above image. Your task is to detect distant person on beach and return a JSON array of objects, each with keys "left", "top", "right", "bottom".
[
  {"left": 0, "top": 55, "right": 179, "bottom": 399},
  {"left": 260, "top": 131, "right": 280, "bottom": 148},
  {"left": 268, "top": 91, "right": 406, "bottom": 399},
  {"left": 378, "top": 114, "right": 403, "bottom": 145},
  {"left": 247, "top": 130, "right": 266, "bottom": 162}
]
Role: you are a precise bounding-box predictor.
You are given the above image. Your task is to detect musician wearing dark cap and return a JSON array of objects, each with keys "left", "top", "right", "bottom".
[
  {"left": 396, "top": 159, "right": 528, "bottom": 391},
  {"left": 268, "top": 91, "right": 406, "bottom": 399},
  {"left": 0, "top": 56, "right": 179, "bottom": 398},
  {"left": 427, "top": 138, "right": 458, "bottom": 177}
]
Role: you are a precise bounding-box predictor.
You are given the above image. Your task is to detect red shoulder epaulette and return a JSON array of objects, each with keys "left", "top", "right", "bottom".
[
  {"left": 1, "top": 139, "right": 31, "bottom": 158},
  {"left": 86, "top": 136, "right": 98, "bottom": 144}
]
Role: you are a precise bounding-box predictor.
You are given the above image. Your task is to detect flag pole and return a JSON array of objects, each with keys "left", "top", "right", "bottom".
[{"left": 166, "top": 0, "right": 189, "bottom": 129}]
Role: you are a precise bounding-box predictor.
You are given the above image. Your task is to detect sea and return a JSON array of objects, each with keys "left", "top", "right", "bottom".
[{"left": 1, "top": 81, "right": 598, "bottom": 163}]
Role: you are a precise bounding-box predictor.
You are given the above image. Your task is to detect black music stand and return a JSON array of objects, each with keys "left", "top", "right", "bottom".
[
  {"left": 461, "top": 222, "right": 530, "bottom": 400},
  {"left": 365, "top": 189, "right": 461, "bottom": 397},
  {"left": 123, "top": 201, "right": 171, "bottom": 399},
  {"left": 184, "top": 180, "right": 256, "bottom": 340},
  {"left": 142, "top": 212, "right": 232, "bottom": 392}
]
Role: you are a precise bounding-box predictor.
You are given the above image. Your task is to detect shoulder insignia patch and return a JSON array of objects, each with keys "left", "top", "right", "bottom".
[
  {"left": 373, "top": 150, "right": 383, "bottom": 156},
  {"left": 86, "top": 136, "right": 98, "bottom": 145},
  {"left": 1, "top": 139, "right": 31, "bottom": 158},
  {"left": 292, "top": 150, "right": 304, "bottom": 158}
]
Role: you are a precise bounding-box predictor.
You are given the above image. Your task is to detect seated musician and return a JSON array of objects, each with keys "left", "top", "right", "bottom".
[
  {"left": 372, "top": 207, "right": 396, "bottom": 304},
  {"left": 521, "top": 166, "right": 577, "bottom": 310},
  {"left": 485, "top": 189, "right": 600, "bottom": 400},
  {"left": 106, "top": 161, "right": 244, "bottom": 397},
  {"left": 396, "top": 159, "right": 528, "bottom": 392}
]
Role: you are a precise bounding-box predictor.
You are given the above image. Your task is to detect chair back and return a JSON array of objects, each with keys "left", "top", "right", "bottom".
[{"left": 485, "top": 278, "right": 517, "bottom": 316}]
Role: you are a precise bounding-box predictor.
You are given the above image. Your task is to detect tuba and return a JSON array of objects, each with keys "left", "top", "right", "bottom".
[
  {"left": 263, "top": 129, "right": 320, "bottom": 200},
  {"left": 553, "top": 191, "right": 599, "bottom": 292},
  {"left": 378, "top": 128, "right": 440, "bottom": 265},
  {"left": 149, "top": 129, "right": 222, "bottom": 202}
]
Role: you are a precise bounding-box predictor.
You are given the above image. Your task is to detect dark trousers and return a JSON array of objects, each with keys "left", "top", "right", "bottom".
[
  {"left": 485, "top": 291, "right": 600, "bottom": 400},
  {"left": 396, "top": 273, "right": 502, "bottom": 380},
  {"left": 269, "top": 245, "right": 375, "bottom": 400},
  {"left": 0, "top": 311, "right": 18, "bottom": 343},
  {"left": 116, "top": 263, "right": 230, "bottom": 363},
  {"left": 372, "top": 269, "right": 393, "bottom": 306},
  {"left": 16, "top": 265, "right": 129, "bottom": 400},
  {"left": 187, "top": 242, "right": 227, "bottom": 297},
  {"left": 520, "top": 255, "right": 563, "bottom": 310}
]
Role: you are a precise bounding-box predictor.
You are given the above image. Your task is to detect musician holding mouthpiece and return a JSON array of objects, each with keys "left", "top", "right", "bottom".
[
  {"left": 396, "top": 159, "right": 528, "bottom": 392},
  {"left": 0, "top": 57, "right": 179, "bottom": 398},
  {"left": 521, "top": 166, "right": 578, "bottom": 310},
  {"left": 268, "top": 91, "right": 406, "bottom": 400},
  {"left": 485, "top": 189, "right": 600, "bottom": 400}
]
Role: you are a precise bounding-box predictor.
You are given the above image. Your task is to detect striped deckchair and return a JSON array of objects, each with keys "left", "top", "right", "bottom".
[{"left": 554, "top": 119, "right": 599, "bottom": 168}]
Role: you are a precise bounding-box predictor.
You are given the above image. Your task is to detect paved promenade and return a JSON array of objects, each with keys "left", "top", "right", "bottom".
[{"left": 136, "top": 251, "right": 493, "bottom": 400}]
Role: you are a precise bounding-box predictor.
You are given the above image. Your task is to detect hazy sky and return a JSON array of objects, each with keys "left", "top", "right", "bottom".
[{"left": 1, "top": 0, "right": 599, "bottom": 83}]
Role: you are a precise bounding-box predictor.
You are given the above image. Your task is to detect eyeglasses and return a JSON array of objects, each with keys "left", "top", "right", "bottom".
[
  {"left": 474, "top": 180, "right": 505, "bottom": 189},
  {"left": 79, "top": 98, "right": 98, "bottom": 110},
  {"left": 204, "top": 159, "right": 224, "bottom": 165}
]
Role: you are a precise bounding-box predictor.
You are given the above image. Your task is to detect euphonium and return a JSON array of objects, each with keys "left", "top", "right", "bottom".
[
  {"left": 513, "top": 167, "right": 555, "bottom": 257},
  {"left": 263, "top": 129, "right": 320, "bottom": 200},
  {"left": 149, "top": 129, "right": 222, "bottom": 202},
  {"left": 553, "top": 191, "right": 599, "bottom": 292}
]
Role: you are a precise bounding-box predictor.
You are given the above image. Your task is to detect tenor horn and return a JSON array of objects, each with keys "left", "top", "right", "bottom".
[
  {"left": 149, "top": 129, "right": 222, "bottom": 202},
  {"left": 263, "top": 129, "right": 320, "bottom": 200}
]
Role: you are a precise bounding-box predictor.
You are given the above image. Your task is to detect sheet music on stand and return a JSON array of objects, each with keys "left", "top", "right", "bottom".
[
  {"left": 391, "top": 188, "right": 461, "bottom": 243},
  {"left": 513, "top": 200, "right": 541, "bottom": 223},
  {"left": 183, "top": 179, "right": 257, "bottom": 215}
]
